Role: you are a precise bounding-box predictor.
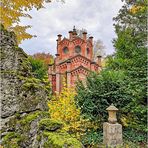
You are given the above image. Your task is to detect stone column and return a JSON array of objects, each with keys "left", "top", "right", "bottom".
[
  {"left": 67, "top": 60, "right": 71, "bottom": 88},
  {"left": 103, "top": 104, "right": 123, "bottom": 147}
]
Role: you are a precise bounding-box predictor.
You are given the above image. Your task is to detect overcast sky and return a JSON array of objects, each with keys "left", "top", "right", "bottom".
[{"left": 20, "top": 0, "right": 123, "bottom": 56}]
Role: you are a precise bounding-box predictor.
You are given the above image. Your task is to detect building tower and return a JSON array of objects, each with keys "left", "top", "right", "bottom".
[{"left": 48, "top": 27, "right": 102, "bottom": 93}]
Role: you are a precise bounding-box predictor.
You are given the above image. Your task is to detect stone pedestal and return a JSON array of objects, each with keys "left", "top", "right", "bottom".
[{"left": 103, "top": 122, "right": 122, "bottom": 147}]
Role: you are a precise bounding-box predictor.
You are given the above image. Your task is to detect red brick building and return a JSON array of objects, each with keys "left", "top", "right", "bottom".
[{"left": 48, "top": 27, "right": 102, "bottom": 93}]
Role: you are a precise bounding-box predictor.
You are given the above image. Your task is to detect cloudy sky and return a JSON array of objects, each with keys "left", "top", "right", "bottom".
[{"left": 20, "top": 0, "right": 123, "bottom": 56}]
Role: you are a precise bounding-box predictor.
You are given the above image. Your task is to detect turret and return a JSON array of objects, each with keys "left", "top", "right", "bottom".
[
  {"left": 72, "top": 26, "right": 77, "bottom": 37},
  {"left": 82, "top": 32, "right": 87, "bottom": 41}
]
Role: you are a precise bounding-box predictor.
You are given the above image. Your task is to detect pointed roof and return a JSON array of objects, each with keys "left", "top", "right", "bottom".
[
  {"left": 58, "top": 54, "right": 99, "bottom": 67},
  {"left": 70, "top": 65, "right": 90, "bottom": 73},
  {"left": 106, "top": 104, "right": 118, "bottom": 111}
]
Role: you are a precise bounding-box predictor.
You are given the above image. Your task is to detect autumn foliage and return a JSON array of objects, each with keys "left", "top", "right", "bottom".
[
  {"left": 48, "top": 82, "right": 93, "bottom": 138},
  {"left": 48, "top": 84, "right": 80, "bottom": 130},
  {"left": 33, "top": 52, "right": 54, "bottom": 65},
  {"left": 0, "top": 0, "right": 63, "bottom": 43}
]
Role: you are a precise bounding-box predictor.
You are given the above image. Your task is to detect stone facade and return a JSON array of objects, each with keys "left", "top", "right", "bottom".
[{"left": 48, "top": 27, "right": 102, "bottom": 93}]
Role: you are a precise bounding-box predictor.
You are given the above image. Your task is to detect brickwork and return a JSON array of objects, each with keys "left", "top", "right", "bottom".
[{"left": 48, "top": 27, "right": 102, "bottom": 93}]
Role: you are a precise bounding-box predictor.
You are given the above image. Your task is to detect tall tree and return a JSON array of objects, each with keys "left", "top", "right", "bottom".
[
  {"left": 0, "top": 0, "right": 63, "bottom": 43},
  {"left": 28, "top": 56, "right": 48, "bottom": 80},
  {"left": 109, "top": 0, "right": 147, "bottom": 132},
  {"left": 76, "top": 0, "right": 147, "bottom": 144}
]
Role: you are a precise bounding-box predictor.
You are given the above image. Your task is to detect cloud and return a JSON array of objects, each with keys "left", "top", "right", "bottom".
[{"left": 20, "top": 0, "right": 123, "bottom": 56}]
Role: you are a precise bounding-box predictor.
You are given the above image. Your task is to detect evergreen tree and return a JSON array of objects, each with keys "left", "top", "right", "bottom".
[{"left": 76, "top": 0, "right": 147, "bottom": 144}]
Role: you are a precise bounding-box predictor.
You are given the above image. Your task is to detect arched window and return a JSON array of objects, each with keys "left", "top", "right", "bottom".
[
  {"left": 63, "top": 47, "right": 69, "bottom": 54},
  {"left": 86, "top": 48, "right": 89, "bottom": 55},
  {"left": 75, "top": 46, "right": 81, "bottom": 53}
]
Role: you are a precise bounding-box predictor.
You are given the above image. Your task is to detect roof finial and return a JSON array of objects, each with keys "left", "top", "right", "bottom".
[{"left": 73, "top": 25, "right": 76, "bottom": 31}]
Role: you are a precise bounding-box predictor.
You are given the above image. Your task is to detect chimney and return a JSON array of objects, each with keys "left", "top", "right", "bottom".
[
  {"left": 89, "top": 36, "right": 93, "bottom": 44},
  {"left": 82, "top": 32, "right": 87, "bottom": 41},
  {"left": 69, "top": 31, "right": 73, "bottom": 40},
  {"left": 97, "top": 55, "right": 102, "bottom": 67},
  {"left": 57, "top": 34, "right": 62, "bottom": 42}
]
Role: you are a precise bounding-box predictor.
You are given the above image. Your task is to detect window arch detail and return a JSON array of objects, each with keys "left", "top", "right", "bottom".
[
  {"left": 63, "top": 47, "right": 69, "bottom": 54},
  {"left": 75, "top": 46, "right": 81, "bottom": 53}
]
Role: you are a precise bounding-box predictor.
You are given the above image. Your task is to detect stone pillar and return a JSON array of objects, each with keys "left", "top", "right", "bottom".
[
  {"left": 67, "top": 60, "right": 71, "bottom": 87},
  {"left": 103, "top": 104, "right": 123, "bottom": 147}
]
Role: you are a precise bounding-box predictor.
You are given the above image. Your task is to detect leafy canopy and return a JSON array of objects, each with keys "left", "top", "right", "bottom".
[
  {"left": 76, "top": 0, "right": 147, "bottom": 144},
  {"left": 28, "top": 56, "right": 48, "bottom": 80},
  {"left": 33, "top": 52, "right": 54, "bottom": 65},
  {"left": 48, "top": 82, "right": 95, "bottom": 139}
]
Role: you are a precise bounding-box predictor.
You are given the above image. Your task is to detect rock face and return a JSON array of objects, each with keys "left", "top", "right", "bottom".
[
  {"left": 0, "top": 24, "right": 48, "bottom": 123},
  {"left": 0, "top": 24, "right": 82, "bottom": 148}
]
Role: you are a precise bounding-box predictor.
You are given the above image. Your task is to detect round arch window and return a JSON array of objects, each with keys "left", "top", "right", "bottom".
[
  {"left": 75, "top": 46, "right": 81, "bottom": 53},
  {"left": 63, "top": 47, "right": 69, "bottom": 54},
  {"left": 86, "top": 48, "right": 89, "bottom": 55}
]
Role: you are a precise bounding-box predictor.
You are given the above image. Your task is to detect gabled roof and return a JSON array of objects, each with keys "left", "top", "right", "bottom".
[
  {"left": 58, "top": 37, "right": 69, "bottom": 44},
  {"left": 70, "top": 65, "right": 90, "bottom": 73},
  {"left": 58, "top": 54, "right": 99, "bottom": 66}
]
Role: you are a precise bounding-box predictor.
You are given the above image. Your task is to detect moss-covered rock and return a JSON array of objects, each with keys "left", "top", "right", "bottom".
[
  {"left": 2, "top": 132, "right": 22, "bottom": 148},
  {"left": 39, "top": 118, "right": 63, "bottom": 131},
  {"left": 43, "top": 131, "right": 82, "bottom": 148}
]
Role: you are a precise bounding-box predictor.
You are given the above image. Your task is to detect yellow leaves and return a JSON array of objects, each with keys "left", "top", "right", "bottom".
[
  {"left": 120, "top": 116, "right": 128, "bottom": 127},
  {"left": 0, "top": 0, "right": 52, "bottom": 43},
  {"left": 129, "top": 5, "right": 145, "bottom": 14},
  {"left": 48, "top": 85, "right": 87, "bottom": 135},
  {"left": 11, "top": 25, "right": 35, "bottom": 44}
]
